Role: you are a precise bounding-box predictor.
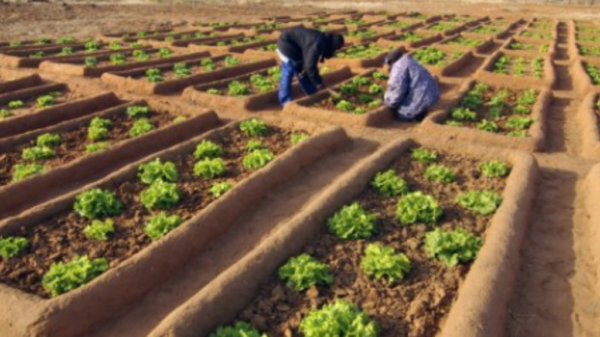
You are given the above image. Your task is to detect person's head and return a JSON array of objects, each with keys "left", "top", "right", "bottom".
[
  {"left": 322, "top": 33, "right": 345, "bottom": 60},
  {"left": 384, "top": 49, "right": 404, "bottom": 70}
]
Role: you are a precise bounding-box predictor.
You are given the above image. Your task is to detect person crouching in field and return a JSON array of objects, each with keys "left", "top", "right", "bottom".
[
  {"left": 276, "top": 26, "right": 345, "bottom": 105},
  {"left": 384, "top": 49, "right": 440, "bottom": 122}
]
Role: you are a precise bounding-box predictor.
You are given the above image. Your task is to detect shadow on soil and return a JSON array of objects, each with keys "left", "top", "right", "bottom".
[{"left": 507, "top": 166, "right": 577, "bottom": 337}]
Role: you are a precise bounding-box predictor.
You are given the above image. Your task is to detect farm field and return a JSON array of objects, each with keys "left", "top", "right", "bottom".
[{"left": 0, "top": 2, "right": 599, "bottom": 337}]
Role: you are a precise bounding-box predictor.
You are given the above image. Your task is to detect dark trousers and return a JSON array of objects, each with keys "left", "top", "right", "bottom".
[{"left": 278, "top": 61, "right": 318, "bottom": 106}]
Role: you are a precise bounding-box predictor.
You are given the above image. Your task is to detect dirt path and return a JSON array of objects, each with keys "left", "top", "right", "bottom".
[{"left": 506, "top": 21, "right": 600, "bottom": 337}]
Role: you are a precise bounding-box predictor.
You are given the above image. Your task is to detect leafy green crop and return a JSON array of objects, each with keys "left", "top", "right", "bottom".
[
  {"left": 425, "top": 164, "right": 456, "bottom": 184},
  {"left": 0, "top": 109, "right": 12, "bottom": 118},
  {"left": 336, "top": 43, "right": 390, "bottom": 59},
  {"left": 36, "top": 133, "right": 61, "bottom": 147},
  {"left": 158, "top": 47, "right": 173, "bottom": 58},
  {"left": 425, "top": 228, "right": 482, "bottom": 267},
  {"left": 327, "top": 203, "right": 377, "bottom": 240},
  {"left": 29, "top": 51, "right": 45, "bottom": 59},
  {"left": 361, "top": 243, "right": 410, "bottom": 283},
  {"left": 74, "top": 188, "right": 122, "bottom": 219},
  {"left": 83, "top": 219, "right": 115, "bottom": 241},
  {"left": 413, "top": 47, "right": 448, "bottom": 66},
  {"left": 480, "top": 160, "right": 510, "bottom": 178},
  {"left": 291, "top": 133, "right": 309, "bottom": 145},
  {"left": 194, "top": 140, "right": 225, "bottom": 159},
  {"left": 477, "top": 119, "right": 499, "bottom": 133},
  {"left": 396, "top": 191, "right": 443, "bottom": 225},
  {"left": 224, "top": 56, "right": 242, "bottom": 67},
  {"left": 227, "top": 80, "right": 250, "bottom": 96},
  {"left": 126, "top": 105, "right": 151, "bottom": 118},
  {"left": 109, "top": 53, "right": 127, "bottom": 65},
  {"left": 456, "top": 190, "right": 502, "bottom": 215},
  {"left": 138, "top": 158, "right": 179, "bottom": 184},
  {"left": 506, "top": 116, "right": 533, "bottom": 130},
  {"left": 201, "top": 58, "right": 217, "bottom": 72},
  {"left": 22, "top": 145, "right": 56, "bottom": 161},
  {"left": 240, "top": 118, "right": 268, "bottom": 136},
  {"left": 133, "top": 49, "right": 150, "bottom": 62},
  {"left": 194, "top": 158, "right": 227, "bottom": 179},
  {"left": 371, "top": 169, "right": 408, "bottom": 196},
  {"left": 209, "top": 181, "right": 232, "bottom": 198},
  {"left": 87, "top": 117, "right": 112, "bottom": 141},
  {"left": 243, "top": 149, "right": 274, "bottom": 170},
  {"left": 140, "top": 180, "right": 181, "bottom": 209},
  {"left": 84, "top": 57, "right": 98, "bottom": 68},
  {"left": 278, "top": 253, "right": 333, "bottom": 291},
  {"left": 42, "top": 255, "right": 109, "bottom": 297},
  {"left": 144, "top": 212, "right": 184, "bottom": 240},
  {"left": 209, "top": 322, "right": 267, "bottom": 337},
  {"left": 108, "top": 41, "right": 122, "bottom": 50},
  {"left": 129, "top": 118, "right": 155, "bottom": 137},
  {"left": 411, "top": 147, "right": 437, "bottom": 163},
  {"left": 37, "top": 95, "right": 57, "bottom": 108},
  {"left": 146, "top": 68, "right": 163, "bottom": 83},
  {"left": 173, "top": 62, "right": 191, "bottom": 79},
  {"left": 0, "top": 237, "right": 28, "bottom": 260},
  {"left": 450, "top": 107, "right": 476, "bottom": 121},
  {"left": 300, "top": 300, "right": 378, "bottom": 337},
  {"left": 8, "top": 100, "right": 24, "bottom": 109},
  {"left": 12, "top": 163, "right": 45, "bottom": 182}
]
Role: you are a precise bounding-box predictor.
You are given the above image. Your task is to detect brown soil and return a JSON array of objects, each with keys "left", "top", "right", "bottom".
[
  {"left": 446, "top": 84, "right": 537, "bottom": 136},
  {"left": 0, "top": 123, "right": 307, "bottom": 298},
  {"left": 0, "top": 88, "right": 81, "bottom": 119},
  {"left": 90, "top": 50, "right": 171, "bottom": 68},
  {"left": 146, "top": 58, "right": 246, "bottom": 82},
  {"left": 236, "top": 147, "right": 506, "bottom": 337},
  {"left": 201, "top": 69, "right": 277, "bottom": 96},
  {"left": 518, "top": 30, "right": 554, "bottom": 40},
  {"left": 314, "top": 75, "right": 387, "bottom": 114},
  {"left": 0, "top": 108, "right": 175, "bottom": 188},
  {"left": 492, "top": 56, "right": 544, "bottom": 79}
]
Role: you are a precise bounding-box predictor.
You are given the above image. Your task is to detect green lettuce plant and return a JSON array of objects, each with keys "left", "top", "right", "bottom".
[
  {"left": 83, "top": 219, "right": 115, "bottom": 241},
  {"left": 424, "top": 227, "right": 482, "bottom": 267},
  {"left": 12, "top": 163, "right": 46, "bottom": 182},
  {"left": 73, "top": 188, "right": 122, "bottom": 219},
  {"left": 140, "top": 180, "right": 181, "bottom": 209},
  {"left": 194, "top": 140, "right": 224, "bottom": 159},
  {"left": 0, "top": 237, "right": 29, "bottom": 259},
  {"left": 129, "top": 118, "right": 155, "bottom": 137},
  {"left": 327, "top": 203, "right": 377, "bottom": 239},
  {"left": 85, "top": 142, "right": 110, "bottom": 154},
  {"left": 411, "top": 147, "right": 437, "bottom": 163},
  {"left": 126, "top": 105, "right": 152, "bottom": 118},
  {"left": 370, "top": 169, "right": 408, "bottom": 196},
  {"left": 194, "top": 158, "right": 227, "bottom": 179},
  {"left": 36, "top": 133, "right": 62, "bottom": 147},
  {"left": 278, "top": 253, "right": 333, "bottom": 291},
  {"left": 243, "top": 149, "right": 274, "bottom": 170},
  {"left": 480, "top": 160, "right": 510, "bottom": 178},
  {"left": 138, "top": 158, "right": 179, "bottom": 184},
  {"left": 42, "top": 255, "right": 109, "bottom": 297},
  {"left": 22, "top": 145, "right": 56, "bottom": 161},
  {"left": 360, "top": 243, "right": 411, "bottom": 283},
  {"left": 240, "top": 119, "right": 269, "bottom": 136},
  {"left": 144, "top": 212, "right": 184, "bottom": 240},
  {"left": 456, "top": 190, "right": 502, "bottom": 215},
  {"left": 209, "top": 181, "right": 232, "bottom": 198},
  {"left": 209, "top": 322, "right": 266, "bottom": 337},
  {"left": 396, "top": 191, "right": 443, "bottom": 225},
  {"left": 424, "top": 164, "right": 456, "bottom": 184},
  {"left": 300, "top": 300, "right": 378, "bottom": 337}
]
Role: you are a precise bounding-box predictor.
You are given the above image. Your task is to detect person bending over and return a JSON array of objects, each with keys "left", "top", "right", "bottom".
[
  {"left": 383, "top": 49, "right": 440, "bottom": 122},
  {"left": 276, "top": 26, "right": 345, "bottom": 105}
]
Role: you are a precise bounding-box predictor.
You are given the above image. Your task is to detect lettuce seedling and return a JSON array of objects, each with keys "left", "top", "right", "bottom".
[
  {"left": 84, "top": 57, "right": 98, "bottom": 68},
  {"left": 243, "top": 149, "right": 274, "bottom": 170},
  {"left": 86, "top": 142, "right": 110, "bottom": 154},
  {"left": 477, "top": 119, "right": 499, "bottom": 133},
  {"left": 352, "top": 76, "right": 372, "bottom": 87},
  {"left": 368, "top": 83, "right": 384, "bottom": 94},
  {"left": 461, "top": 91, "right": 483, "bottom": 110},
  {"left": 450, "top": 107, "right": 476, "bottom": 121},
  {"left": 327, "top": 202, "right": 377, "bottom": 239},
  {"left": 60, "top": 47, "right": 74, "bottom": 55},
  {"left": 300, "top": 300, "right": 378, "bottom": 337},
  {"left": 37, "top": 95, "right": 57, "bottom": 108},
  {"left": 209, "top": 181, "right": 232, "bottom": 198},
  {"left": 8, "top": 100, "right": 24, "bottom": 109},
  {"left": 83, "top": 219, "right": 115, "bottom": 241},
  {"left": 224, "top": 56, "right": 241, "bottom": 67},
  {"left": 456, "top": 190, "right": 502, "bottom": 216},
  {"left": 358, "top": 94, "right": 374, "bottom": 104},
  {"left": 140, "top": 180, "right": 181, "bottom": 210},
  {"left": 133, "top": 49, "right": 150, "bottom": 62},
  {"left": 138, "top": 158, "right": 179, "bottom": 184},
  {"left": 425, "top": 164, "right": 456, "bottom": 184},
  {"left": 173, "top": 62, "right": 191, "bottom": 78},
  {"left": 396, "top": 191, "right": 443, "bottom": 225},
  {"left": 108, "top": 41, "right": 122, "bottom": 50},
  {"left": 411, "top": 147, "right": 437, "bottom": 164},
  {"left": 424, "top": 227, "right": 482, "bottom": 267},
  {"left": 278, "top": 254, "right": 333, "bottom": 291},
  {"left": 0, "top": 237, "right": 28, "bottom": 260},
  {"left": 144, "top": 212, "right": 184, "bottom": 240},
  {"left": 158, "top": 47, "right": 174, "bottom": 58},
  {"left": 340, "top": 83, "right": 359, "bottom": 95},
  {"left": 245, "top": 140, "right": 265, "bottom": 151},
  {"left": 90, "top": 117, "right": 112, "bottom": 128},
  {"left": 480, "top": 160, "right": 510, "bottom": 178},
  {"left": 291, "top": 133, "right": 309, "bottom": 145},
  {"left": 29, "top": 51, "right": 45, "bottom": 59},
  {"left": 42, "top": 255, "right": 109, "bottom": 297},
  {"left": 240, "top": 118, "right": 268, "bottom": 136},
  {"left": 336, "top": 100, "right": 356, "bottom": 112},
  {"left": 194, "top": 158, "right": 227, "bottom": 179},
  {"left": 194, "top": 140, "right": 225, "bottom": 159},
  {"left": 88, "top": 124, "right": 110, "bottom": 141},
  {"left": 206, "top": 88, "right": 221, "bottom": 95},
  {"left": 506, "top": 117, "right": 533, "bottom": 130},
  {"left": 85, "top": 41, "right": 99, "bottom": 52},
  {"left": 209, "top": 322, "right": 267, "bottom": 337},
  {"left": 109, "top": 53, "right": 127, "bottom": 65},
  {"left": 36, "top": 133, "right": 61, "bottom": 147},
  {"left": 513, "top": 105, "right": 531, "bottom": 115},
  {"left": 74, "top": 188, "right": 122, "bottom": 219},
  {"left": 146, "top": 68, "right": 163, "bottom": 83},
  {"left": 372, "top": 71, "right": 388, "bottom": 80},
  {"left": 22, "top": 145, "right": 55, "bottom": 161},
  {"left": 227, "top": 81, "right": 250, "bottom": 96},
  {"left": 12, "top": 163, "right": 45, "bottom": 182},
  {"left": 371, "top": 169, "right": 408, "bottom": 196},
  {"left": 129, "top": 118, "right": 155, "bottom": 137},
  {"left": 201, "top": 58, "right": 217, "bottom": 72},
  {"left": 126, "top": 105, "right": 152, "bottom": 118},
  {"left": 360, "top": 243, "right": 411, "bottom": 283}
]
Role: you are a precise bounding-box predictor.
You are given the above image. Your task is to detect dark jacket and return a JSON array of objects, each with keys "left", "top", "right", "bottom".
[{"left": 277, "top": 26, "right": 336, "bottom": 85}]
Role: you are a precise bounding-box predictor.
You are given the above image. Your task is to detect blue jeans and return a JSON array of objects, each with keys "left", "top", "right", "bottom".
[{"left": 278, "top": 60, "right": 317, "bottom": 106}]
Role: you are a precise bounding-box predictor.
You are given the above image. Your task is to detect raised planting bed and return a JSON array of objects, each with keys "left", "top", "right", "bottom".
[
  {"left": 409, "top": 46, "right": 475, "bottom": 76},
  {"left": 137, "top": 29, "right": 214, "bottom": 43},
  {"left": 188, "top": 35, "right": 276, "bottom": 54},
  {"left": 0, "top": 101, "right": 221, "bottom": 222},
  {"left": 183, "top": 66, "right": 353, "bottom": 111},
  {"left": 101, "top": 54, "right": 276, "bottom": 95},
  {"left": 504, "top": 37, "right": 554, "bottom": 55},
  {"left": 576, "top": 92, "right": 600, "bottom": 160},
  {"left": 572, "top": 59, "right": 600, "bottom": 94},
  {"left": 447, "top": 15, "right": 488, "bottom": 28},
  {"left": 0, "top": 35, "right": 85, "bottom": 52},
  {"left": 0, "top": 74, "right": 45, "bottom": 95},
  {"left": 463, "top": 23, "right": 514, "bottom": 40},
  {"left": 421, "top": 21, "right": 466, "bottom": 36},
  {"left": 0, "top": 41, "right": 151, "bottom": 68},
  {"left": 518, "top": 29, "right": 555, "bottom": 41},
  {"left": 146, "top": 136, "right": 537, "bottom": 337},
  {"left": 584, "top": 164, "right": 600, "bottom": 290},
  {"left": 383, "top": 30, "right": 443, "bottom": 49},
  {"left": 406, "top": 13, "right": 442, "bottom": 24},
  {"left": 375, "top": 19, "right": 425, "bottom": 32},
  {"left": 440, "top": 34, "right": 494, "bottom": 54},
  {"left": 170, "top": 33, "right": 244, "bottom": 48},
  {"left": 576, "top": 32, "right": 600, "bottom": 44},
  {"left": 527, "top": 20, "right": 556, "bottom": 31},
  {"left": 325, "top": 42, "right": 400, "bottom": 68},
  {"left": 228, "top": 23, "right": 301, "bottom": 36},
  {"left": 101, "top": 28, "right": 173, "bottom": 42},
  {"left": 343, "top": 28, "right": 396, "bottom": 43},
  {"left": 477, "top": 51, "right": 555, "bottom": 88},
  {"left": 284, "top": 69, "right": 395, "bottom": 127},
  {"left": 0, "top": 117, "right": 348, "bottom": 337},
  {"left": 574, "top": 42, "right": 600, "bottom": 60},
  {"left": 39, "top": 49, "right": 208, "bottom": 78},
  {"left": 0, "top": 83, "right": 126, "bottom": 140},
  {"left": 424, "top": 79, "right": 551, "bottom": 151}
]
